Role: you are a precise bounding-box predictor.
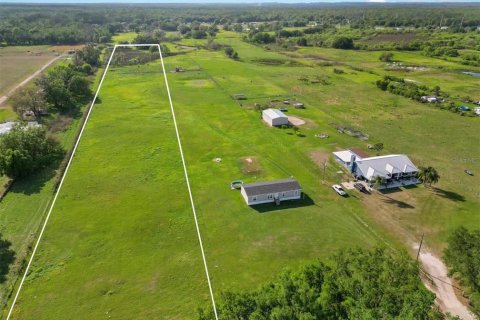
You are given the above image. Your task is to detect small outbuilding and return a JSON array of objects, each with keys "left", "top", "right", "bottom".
[
  {"left": 240, "top": 178, "right": 302, "bottom": 206},
  {"left": 293, "top": 102, "right": 305, "bottom": 109},
  {"left": 262, "top": 108, "right": 289, "bottom": 127}
]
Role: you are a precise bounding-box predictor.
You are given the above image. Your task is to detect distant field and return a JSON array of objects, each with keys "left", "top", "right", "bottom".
[
  {"left": 0, "top": 45, "right": 82, "bottom": 121},
  {"left": 0, "top": 46, "right": 53, "bottom": 96},
  {"left": 111, "top": 32, "right": 138, "bottom": 43}
]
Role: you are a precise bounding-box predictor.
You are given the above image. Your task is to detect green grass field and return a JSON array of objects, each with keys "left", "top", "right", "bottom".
[
  {"left": 4, "top": 31, "right": 480, "bottom": 319},
  {"left": 111, "top": 32, "right": 138, "bottom": 44}
]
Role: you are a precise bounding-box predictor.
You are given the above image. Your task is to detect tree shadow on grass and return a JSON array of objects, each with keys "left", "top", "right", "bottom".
[
  {"left": 10, "top": 167, "right": 56, "bottom": 196},
  {"left": 432, "top": 187, "right": 465, "bottom": 202},
  {"left": 0, "top": 234, "right": 15, "bottom": 284},
  {"left": 381, "top": 196, "right": 415, "bottom": 209},
  {"left": 251, "top": 193, "right": 315, "bottom": 213}
]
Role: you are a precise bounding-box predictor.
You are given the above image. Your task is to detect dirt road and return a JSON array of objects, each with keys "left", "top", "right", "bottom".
[
  {"left": 415, "top": 244, "right": 476, "bottom": 320},
  {"left": 361, "top": 192, "right": 475, "bottom": 319},
  {"left": 0, "top": 55, "right": 63, "bottom": 106}
]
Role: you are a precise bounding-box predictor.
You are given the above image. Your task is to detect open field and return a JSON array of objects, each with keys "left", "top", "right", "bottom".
[
  {"left": 3, "top": 30, "right": 480, "bottom": 319},
  {"left": 0, "top": 45, "right": 80, "bottom": 121},
  {"left": 0, "top": 45, "right": 78, "bottom": 96},
  {"left": 111, "top": 32, "right": 138, "bottom": 43},
  {"left": 6, "top": 47, "right": 394, "bottom": 319},
  {"left": 7, "top": 60, "right": 211, "bottom": 319}
]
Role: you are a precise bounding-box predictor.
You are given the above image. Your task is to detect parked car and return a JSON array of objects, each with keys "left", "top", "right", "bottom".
[
  {"left": 332, "top": 184, "right": 347, "bottom": 196},
  {"left": 354, "top": 182, "right": 367, "bottom": 193},
  {"left": 279, "top": 107, "right": 288, "bottom": 112}
]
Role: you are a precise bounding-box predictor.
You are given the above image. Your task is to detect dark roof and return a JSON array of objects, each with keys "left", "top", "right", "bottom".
[
  {"left": 242, "top": 178, "right": 301, "bottom": 196},
  {"left": 349, "top": 147, "right": 370, "bottom": 159}
]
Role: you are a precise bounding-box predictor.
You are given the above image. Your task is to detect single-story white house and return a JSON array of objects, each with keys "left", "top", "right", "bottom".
[
  {"left": 240, "top": 178, "right": 302, "bottom": 205},
  {"left": 0, "top": 121, "right": 40, "bottom": 136},
  {"left": 262, "top": 108, "right": 289, "bottom": 127},
  {"left": 333, "top": 149, "right": 419, "bottom": 189}
]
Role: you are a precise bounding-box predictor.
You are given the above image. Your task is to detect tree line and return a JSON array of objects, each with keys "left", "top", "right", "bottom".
[
  {"left": 1, "top": 4, "right": 480, "bottom": 46},
  {"left": 0, "top": 45, "right": 100, "bottom": 180},
  {"left": 199, "top": 247, "right": 442, "bottom": 319}
]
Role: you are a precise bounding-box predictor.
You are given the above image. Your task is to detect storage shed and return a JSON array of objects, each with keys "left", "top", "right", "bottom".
[{"left": 262, "top": 108, "right": 289, "bottom": 127}]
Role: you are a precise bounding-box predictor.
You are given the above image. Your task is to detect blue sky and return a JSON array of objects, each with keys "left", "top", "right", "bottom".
[{"left": 1, "top": 0, "right": 480, "bottom": 3}]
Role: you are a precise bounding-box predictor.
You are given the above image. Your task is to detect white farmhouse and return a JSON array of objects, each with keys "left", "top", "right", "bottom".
[
  {"left": 262, "top": 108, "right": 289, "bottom": 127},
  {"left": 333, "top": 149, "right": 419, "bottom": 189},
  {"left": 240, "top": 178, "right": 302, "bottom": 206}
]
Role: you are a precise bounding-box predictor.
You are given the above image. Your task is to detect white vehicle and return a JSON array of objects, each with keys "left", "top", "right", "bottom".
[{"left": 332, "top": 184, "right": 347, "bottom": 196}]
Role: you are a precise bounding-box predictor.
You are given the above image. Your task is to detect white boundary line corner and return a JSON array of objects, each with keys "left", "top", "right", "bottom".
[{"left": 6, "top": 44, "right": 218, "bottom": 320}]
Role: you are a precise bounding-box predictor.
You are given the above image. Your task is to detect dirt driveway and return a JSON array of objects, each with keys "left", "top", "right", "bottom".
[
  {"left": 416, "top": 245, "right": 475, "bottom": 320},
  {"left": 361, "top": 190, "right": 475, "bottom": 319}
]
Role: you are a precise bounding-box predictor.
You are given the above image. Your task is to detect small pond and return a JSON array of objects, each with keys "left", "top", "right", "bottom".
[{"left": 462, "top": 71, "right": 480, "bottom": 77}]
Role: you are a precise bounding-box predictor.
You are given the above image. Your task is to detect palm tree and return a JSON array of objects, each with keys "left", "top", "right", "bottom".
[
  {"left": 426, "top": 167, "right": 440, "bottom": 186},
  {"left": 417, "top": 166, "right": 440, "bottom": 187},
  {"left": 373, "top": 176, "right": 387, "bottom": 190}
]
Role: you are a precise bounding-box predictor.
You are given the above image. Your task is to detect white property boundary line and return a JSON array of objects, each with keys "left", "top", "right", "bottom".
[{"left": 7, "top": 44, "right": 218, "bottom": 320}]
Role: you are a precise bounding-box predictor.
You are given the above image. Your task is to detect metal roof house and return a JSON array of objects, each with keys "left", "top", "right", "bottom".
[
  {"left": 0, "top": 121, "right": 40, "bottom": 136},
  {"left": 240, "top": 178, "right": 302, "bottom": 205},
  {"left": 333, "top": 150, "right": 419, "bottom": 189},
  {"left": 262, "top": 108, "right": 289, "bottom": 127}
]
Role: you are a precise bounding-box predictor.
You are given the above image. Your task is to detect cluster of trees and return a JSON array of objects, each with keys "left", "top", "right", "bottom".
[
  {"left": 376, "top": 75, "right": 436, "bottom": 100},
  {"left": 132, "top": 30, "right": 168, "bottom": 45},
  {"left": 417, "top": 166, "right": 440, "bottom": 187},
  {"left": 0, "top": 125, "right": 65, "bottom": 179},
  {"left": 444, "top": 227, "right": 480, "bottom": 316},
  {"left": 18, "top": 45, "right": 98, "bottom": 116},
  {"left": 36, "top": 65, "right": 92, "bottom": 114},
  {"left": 177, "top": 23, "right": 218, "bottom": 39},
  {"left": 4, "top": 46, "right": 98, "bottom": 181},
  {"left": 461, "top": 53, "right": 480, "bottom": 67},
  {"left": 109, "top": 45, "right": 169, "bottom": 66},
  {"left": 11, "top": 47, "right": 96, "bottom": 120},
  {"left": 379, "top": 52, "right": 395, "bottom": 62},
  {"left": 248, "top": 32, "right": 276, "bottom": 44},
  {"left": 375, "top": 76, "right": 473, "bottom": 115},
  {"left": 224, "top": 47, "right": 239, "bottom": 60},
  {"left": 0, "top": 233, "right": 15, "bottom": 283},
  {"left": 332, "top": 37, "right": 355, "bottom": 49},
  {"left": 199, "top": 247, "right": 440, "bottom": 319}
]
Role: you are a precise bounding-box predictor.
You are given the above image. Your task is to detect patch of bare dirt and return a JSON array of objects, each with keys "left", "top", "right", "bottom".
[
  {"left": 241, "top": 156, "right": 262, "bottom": 175},
  {"left": 310, "top": 150, "right": 330, "bottom": 168},
  {"left": 288, "top": 116, "right": 306, "bottom": 126}
]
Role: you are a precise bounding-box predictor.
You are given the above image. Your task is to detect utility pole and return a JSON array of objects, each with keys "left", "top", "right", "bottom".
[
  {"left": 416, "top": 233, "right": 425, "bottom": 262},
  {"left": 322, "top": 160, "right": 327, "bottom": 183}
]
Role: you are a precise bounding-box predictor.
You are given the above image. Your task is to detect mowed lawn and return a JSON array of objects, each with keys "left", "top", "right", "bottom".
[
  {"left": 9, "top": 64, "right": 210, "bottom": 319},
  {"left": 167, "top": 33, "right": 479, "bottom": 284},
  {"left": 162, "top": 49, "right": 394, "bottom": 294}
]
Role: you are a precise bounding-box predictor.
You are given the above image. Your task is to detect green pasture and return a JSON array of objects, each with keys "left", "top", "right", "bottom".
[
  {"left": 3, "top": 31, "right": 479, "bottom": 318},
  {"left": 111, "top": 32, "right": 138, "bottom": 44},
  {"left": 8, "top": 64, "right": 211, "bottom": 319}
]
